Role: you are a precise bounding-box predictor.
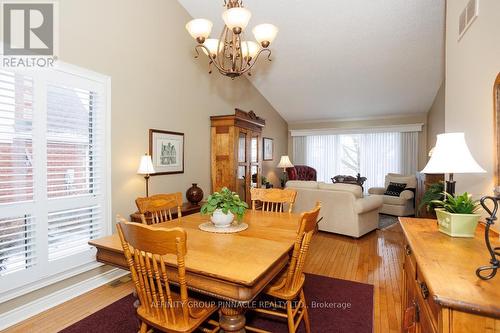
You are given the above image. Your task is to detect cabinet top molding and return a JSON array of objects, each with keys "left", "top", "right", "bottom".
[{"left": 211, "top": 108, "right": 266, "bottom": 128}]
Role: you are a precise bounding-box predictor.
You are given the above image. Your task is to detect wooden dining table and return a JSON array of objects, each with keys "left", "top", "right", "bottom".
[{"left": 88, "top": 210, "right": 300, "bottom": 333}]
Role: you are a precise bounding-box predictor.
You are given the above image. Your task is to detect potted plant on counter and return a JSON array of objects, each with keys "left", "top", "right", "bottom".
[
  {"left": 201, "top": 187, "right": 248, "bottom": 228},
  {"left": 418, "top": 181, "right": 445, "bottom": 215},
  {"left": 432, "top": 192, "right": 481, "bottom": 238}
]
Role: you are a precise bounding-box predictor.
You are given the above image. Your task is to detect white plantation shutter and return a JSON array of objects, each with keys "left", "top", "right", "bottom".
[
  {"left": 0, "top": 65, "right": 110, "bottom": 300},
  {"left": 48, "top": 205, "right": 101, "bottom": 261},
  {"left": 0, "top": 215, "right": 36, "bottom": 275},
  {"left": 0, "top": 71, "right": 34, "bottom": 203},
  {"left": 0, "top": 71, "right": 36, "bottom": 278}
]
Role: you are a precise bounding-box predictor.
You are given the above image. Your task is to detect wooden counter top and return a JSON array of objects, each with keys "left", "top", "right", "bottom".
[{"left": 399, "top": 218, "right": 500, "bottom": 318}]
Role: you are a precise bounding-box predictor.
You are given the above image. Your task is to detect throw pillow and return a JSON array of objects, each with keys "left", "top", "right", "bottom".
[{"left": 384, "top": 182, "right": 407, "bottom": 197}]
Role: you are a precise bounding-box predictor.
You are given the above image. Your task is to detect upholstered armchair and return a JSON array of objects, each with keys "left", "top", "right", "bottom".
[
  {"left": 286, "top": 165, "right": 317, "bottom": 181},
  {"left": 368, "top": 173, "right": 417, "bottom": 216}
]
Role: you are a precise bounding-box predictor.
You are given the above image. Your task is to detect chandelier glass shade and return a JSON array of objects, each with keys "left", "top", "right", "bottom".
[{"left": 185, "top": 0, "right": 278, "bottom": 78}]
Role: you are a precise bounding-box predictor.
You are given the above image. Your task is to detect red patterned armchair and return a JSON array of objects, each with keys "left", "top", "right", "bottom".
[{"left": 286, "top": 165, "right": 317, "bottom": 181}]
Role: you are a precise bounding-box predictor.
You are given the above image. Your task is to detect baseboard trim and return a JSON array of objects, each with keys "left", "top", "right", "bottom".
[{"left": 0, "top": 268, "right": 128, "bottom": 331}]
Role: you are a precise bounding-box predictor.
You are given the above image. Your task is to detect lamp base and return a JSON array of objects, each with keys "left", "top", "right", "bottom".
[
  {"left": 445, "top": 180, "right": 456, "bottom": 197},
  {"left": 144, "top": 175, "right": 150, "bottom": 197},
  {"left": 280, "top": 170, "right": 287, "bottom": 189}
]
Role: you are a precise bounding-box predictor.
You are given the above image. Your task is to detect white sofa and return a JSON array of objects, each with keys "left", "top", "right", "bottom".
[
  {"left": 368, "top": 173, "right": 417, "bottom": 216},
  {"left": 286, "top": 181, "right": 383, "bottom": 238}
]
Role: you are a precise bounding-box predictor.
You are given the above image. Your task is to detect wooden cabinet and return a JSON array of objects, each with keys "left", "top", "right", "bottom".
[
  {"left": 415, "top": 173, "right": 444, "bottom": 218},
  {"left": 210, "top": 109, "right": 265, "bottom": 204},
  {"left": 400, "top": 218, "right": 500, "bottom": 333}
]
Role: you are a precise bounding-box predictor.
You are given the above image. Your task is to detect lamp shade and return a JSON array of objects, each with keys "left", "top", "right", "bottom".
[
  {"left": 185, "top": 18, "right": 213, "bottom": 40},
  {"left": 202, "top": 38, "right": 220, "bottom": 56},
  {"left": 222, "top": 7, "right": 251, "bottom": 30},
  {"left": 137, "top": 155, "right": 155, "bottom": 175},
  {"left": 241, "top": 41, "right": 260, "bottom": 59},
  {"left": 420, "top": 133, "right": 485, "bottom": 174},
  {"left": 252, "top": 24, "right": 278, "bottom": 46},
  {"left": 277, "top": 155, "right": 294, "bottom": 169}
]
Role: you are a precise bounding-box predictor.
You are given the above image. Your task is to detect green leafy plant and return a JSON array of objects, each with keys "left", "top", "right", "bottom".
[
  {"left": 261, "top": 176, "right": 268, "bottom": 186},
  {"left": 431, "top": 192, "right": 480, "bottom": 214},
  {"left": 418, "top": 181, "right": 445, "bottom": 213},
  {"left": 201, "top": 187, "right": 249, "bottom": 220}
]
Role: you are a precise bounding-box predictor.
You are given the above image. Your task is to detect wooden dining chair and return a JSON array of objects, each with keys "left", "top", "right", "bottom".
[
  {"left": 136, "top": 192, "right": 183, "bottom": 225},
  {"left": 252, "top": 202, "right": 321, "bottom": 333},
  {"left": 116, "top": 216, "right": 219, "bottom": 333},
  {"left": 250, "top": 188, "right": 297, "bottom": 213}
]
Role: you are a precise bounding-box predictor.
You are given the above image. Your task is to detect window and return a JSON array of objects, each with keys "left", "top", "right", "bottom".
[
  {"left": 0, "top": 65, "right": 110, "bottom": 301},
  {"left": 293, "top": 131, "right": 419, "bottom": 190}
]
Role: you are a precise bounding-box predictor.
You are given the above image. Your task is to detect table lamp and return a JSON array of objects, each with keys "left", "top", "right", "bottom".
[
  {"left": 421, "top": 133, "right": 485, "bottom": 196},
  {"left": 137, "top": 153, "right": 155, "bottom": 197},
  {"left": 277, "top": 155, "right": 294, "bottom": 188}
]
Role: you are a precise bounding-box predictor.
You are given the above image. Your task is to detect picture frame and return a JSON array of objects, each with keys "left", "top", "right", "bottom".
[
  {"left": 263, "top": 137, "right": 274, "bottom": 161},
  {"left": 149, "top": 129, "right": 184, "bottom": 175}
]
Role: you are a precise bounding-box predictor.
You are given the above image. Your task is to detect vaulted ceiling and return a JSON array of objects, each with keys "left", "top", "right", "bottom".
[{"left": 178, "top": 0, "right": 445, "bottom": 122}]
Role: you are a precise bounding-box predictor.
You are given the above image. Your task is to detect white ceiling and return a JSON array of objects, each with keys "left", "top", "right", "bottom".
[{"left": 178, "top": 0, "right": 445, "bottom": 122}]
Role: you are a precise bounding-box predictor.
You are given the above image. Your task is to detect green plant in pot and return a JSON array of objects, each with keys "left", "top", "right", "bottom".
[
  {"left": 418, "top": 181, "right": 445, "bottom": 214},
  {"left": 431, "top": 192, "right": 481, "bottom": 238},
  {"left": 201, "top": 187, "right": 248, "bottom": 228}
]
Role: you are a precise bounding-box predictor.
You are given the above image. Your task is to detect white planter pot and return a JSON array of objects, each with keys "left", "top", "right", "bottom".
[
  {"left": 435, "top": 209, "right": 480, "bottom": 238},
  {"left": 211, "top": 209, "right": 234, "bottom": 228}
]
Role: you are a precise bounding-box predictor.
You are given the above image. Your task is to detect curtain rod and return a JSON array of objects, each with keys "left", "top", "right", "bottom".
[{"left": 289, "top": 123, "right": 424, "bottom": 137}]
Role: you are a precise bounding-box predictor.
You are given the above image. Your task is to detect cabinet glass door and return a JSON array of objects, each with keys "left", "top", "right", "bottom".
[
  {"left": 236, "top": 130, "right": 249, "bottom": 202},
  {"left": 236, "top": 165, "right": 247, "bottom": 201},
  {"left": 250, "top": 134, "right": 260, "bottom": 189},
  {"left": 238, "top": 132, "right": 246, "bottom": 163}
]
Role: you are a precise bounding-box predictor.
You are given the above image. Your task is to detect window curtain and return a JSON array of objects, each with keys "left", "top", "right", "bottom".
[{"left": 292, "top": 131, "right": 419, "bottom": 190}]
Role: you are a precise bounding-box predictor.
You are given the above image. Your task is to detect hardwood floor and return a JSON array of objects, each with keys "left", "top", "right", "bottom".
[
  {"left": 2, "top": 223, "right": 403, "bottom": 333},
  {"left": 304, "top": 223, "right": 403, "bottom": 333}
]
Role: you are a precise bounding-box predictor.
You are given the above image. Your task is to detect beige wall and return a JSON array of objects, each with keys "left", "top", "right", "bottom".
[
  {"left": 445, "top": 0, "right": 500, "bottom": 197},
  {"left": 288, "top": 114, "right": 428, "bottom": 170},
  {"left": 59, "top": 0, "right": 287, "bottom": 219},
  {"left": 426, "top": 81, "right": 445, "bottom": 151},
  {"left": 0, "top": 0, "right": 287, "bottom": 317}
]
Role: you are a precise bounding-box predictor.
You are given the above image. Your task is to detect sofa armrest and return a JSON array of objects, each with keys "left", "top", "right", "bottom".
[
  {"left": 400, "top": 190, "right": 414, "bottom": 200},
  {"left": 355, "top": 196, "right": 383, "bottom": 214},
  {"left": 368, "top": 187, "right": 385, "bottom": 195}
]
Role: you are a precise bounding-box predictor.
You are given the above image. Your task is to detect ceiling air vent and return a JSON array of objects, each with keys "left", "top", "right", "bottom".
[{"left": 459, "top": 0, "right": 479, "bottom": 40}]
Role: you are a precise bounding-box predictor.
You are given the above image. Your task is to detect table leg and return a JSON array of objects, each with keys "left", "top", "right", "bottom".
[{"left": 220, "top": 306, "right": 246, "bottom": 333}]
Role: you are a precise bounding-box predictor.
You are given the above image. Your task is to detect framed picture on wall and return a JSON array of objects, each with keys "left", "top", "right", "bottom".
[
  {"left": 263, "top": 137, "right": 274, "bottom": 161},
  {"left": 149, "top": 129, "right": 184, "bottom": 175}
]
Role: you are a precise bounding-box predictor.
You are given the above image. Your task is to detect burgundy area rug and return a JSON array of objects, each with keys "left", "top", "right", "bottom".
[{"left": 60, "top": 273, "right": 373, "bottom": 333}]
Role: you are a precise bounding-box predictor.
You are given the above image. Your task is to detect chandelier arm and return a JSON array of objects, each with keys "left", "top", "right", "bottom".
[
  {"left": 237, "top": 34, "right": 244, "bottom": 73},
  {"left": 231, "top": 32, "right": 237, "bottom": 72},
  {"left": 217, "top": 26, "right": 228, "bottom": 69},
  {"left": 240, "top": 48, "right": 272, "bottom": 75},
  {"left": 194, "top": 45, "right": 228, "bottom": 74}
]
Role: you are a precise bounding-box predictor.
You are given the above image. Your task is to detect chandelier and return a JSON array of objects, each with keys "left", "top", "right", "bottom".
[{"left": 185, "top": 0, "right": 278, "bottom": 78}]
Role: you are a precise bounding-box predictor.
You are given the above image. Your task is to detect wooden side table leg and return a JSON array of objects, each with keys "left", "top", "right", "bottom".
[{"left": 220, "top": 306, "right": 246, "bottom": 333}]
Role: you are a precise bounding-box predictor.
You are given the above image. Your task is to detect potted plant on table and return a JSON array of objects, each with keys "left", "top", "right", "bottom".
[
  {"left": 431, "top": 192, "right": 481, "bottom": 238},
  {"left": 418, "top": 182, "right": 445, "bottom": 215},
  {"left": 201, "top": 187, "right": 248, "bottom": 228}
]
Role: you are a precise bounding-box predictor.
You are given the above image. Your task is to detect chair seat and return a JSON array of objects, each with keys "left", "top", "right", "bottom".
[
  {"left": 137, "top": 291, "right": 218, "bottom": 333},
  {"left": 265, "top": 271, "right": 305, "bottom": 301},
  {"left": 382, "top": 195, "right": 408, "bottom": 206}
]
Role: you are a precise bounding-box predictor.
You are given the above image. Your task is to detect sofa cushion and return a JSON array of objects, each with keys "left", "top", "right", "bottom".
[
  {"left": 355, "top": 195, "right": 383, "bottom": 213},
  {"left": 286, "top": 180, "right": 319, "bottom": 189},
  {"left": 318, "top": 183, "right": 363, "bottom": 198},
  {"left": 385, "top": 174, "right": 417, "bottom": 189},
  {"left": 383, "top": 195, "right": 409, "bottom": 205},
  {"left": 384, "top": 182, "right": 407, "bottom": 196}
]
